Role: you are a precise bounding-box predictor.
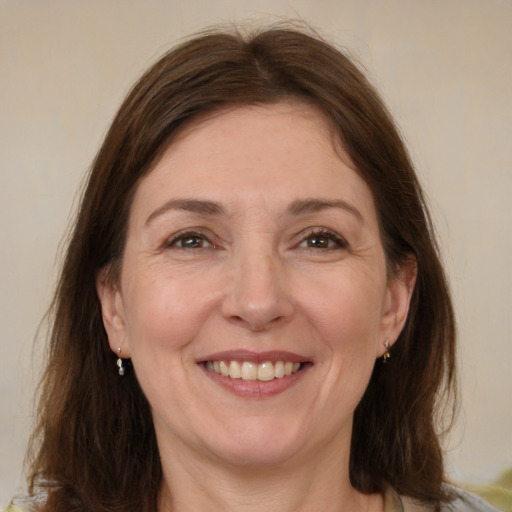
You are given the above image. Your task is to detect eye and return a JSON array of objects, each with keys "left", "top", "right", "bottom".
[
  {"left": 298, "top": 229, "right": 348, "bottom": 250},
  {"left": 166, "top": 231, "right": 214, "bottom": 249}
]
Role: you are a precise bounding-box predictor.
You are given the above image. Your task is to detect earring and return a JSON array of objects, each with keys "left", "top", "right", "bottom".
[
  {"left": 116, "top": 347, "right": 125, "bottom": 376},
  {"left": 382, "top": 339, "right": 390, "bottom": 363}
]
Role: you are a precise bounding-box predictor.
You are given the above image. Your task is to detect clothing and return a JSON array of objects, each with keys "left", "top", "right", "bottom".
[{"left": 385, "top": 485, "right": 503, "bottom": 512}]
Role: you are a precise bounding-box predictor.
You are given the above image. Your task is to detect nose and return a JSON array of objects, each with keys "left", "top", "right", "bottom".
[{"left": 221, "top": 242, "right": 294, "bottom": 331}]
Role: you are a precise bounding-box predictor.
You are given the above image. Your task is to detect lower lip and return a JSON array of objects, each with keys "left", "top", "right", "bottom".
[{"left": 200, "top": 364, "right": 311, "bottom": 398}]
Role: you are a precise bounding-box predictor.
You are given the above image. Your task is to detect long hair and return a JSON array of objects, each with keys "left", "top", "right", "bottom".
[{"left": 27, "top": 25, "right": 456, "bottom": 511}]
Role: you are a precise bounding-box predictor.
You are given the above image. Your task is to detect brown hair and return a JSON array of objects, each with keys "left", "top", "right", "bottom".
[{"left": 27, "top": 25, "right": 456, "bottom": 511}]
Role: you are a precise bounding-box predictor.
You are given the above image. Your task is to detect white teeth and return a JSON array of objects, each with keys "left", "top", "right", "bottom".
[
  {"left": 219, "top": 360, "right": 229, "bottom": 377},
  {"left": 257, "top": 362, "right": 274, "bottom": 381},
  {"left": 205, "top": 360, "right": 303, "bottom": 381},
  {"left": 241, "top": 361, "right": 257, "bottom": 381},
  {"left": 229, "top": 360, "right": 241, "bottom": 378},
  {"left": 274, "top": 360, "right": 285, "bottom": 378}
]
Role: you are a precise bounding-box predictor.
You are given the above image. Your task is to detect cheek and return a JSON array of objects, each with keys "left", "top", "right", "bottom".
[
  {"left": 303, "top": 271, "right": 386, "bottom": 351},
  {"left": 121, "top": 277, "right": 202, "bottom": 412},
  {"left": 122, "top": 278, "right": 190, "bottom": 357},
  {"left": 122, "top": 267, "right": 223, "bottom": 360}
]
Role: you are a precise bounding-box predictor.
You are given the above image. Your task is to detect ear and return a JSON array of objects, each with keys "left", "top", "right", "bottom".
[
  {"left": 378, "top": 256, "right": 417, "bottom": 357},
  {"left": 96, "top": 268, "right": 131, "bottom": 358}
]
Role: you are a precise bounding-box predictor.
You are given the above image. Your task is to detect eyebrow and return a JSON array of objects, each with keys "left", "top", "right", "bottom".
[
  {"left": 145, "top": 197, "right": 364, "bottom": 226},
  {"left": 287, "top": 198, "right": 364, "bottom": 223},
  {"left": 145, "top": 199, "right": 225, "bottom": 226}
]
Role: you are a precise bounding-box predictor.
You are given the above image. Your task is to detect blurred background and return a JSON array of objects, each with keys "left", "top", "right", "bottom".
[{"left": 1, "top": 0, "right": 511, "bottom": 507}]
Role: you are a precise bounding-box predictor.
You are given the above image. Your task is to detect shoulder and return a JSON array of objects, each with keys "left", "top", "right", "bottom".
[
  {"left": 1, "top": 502, "right": 37, "bottom": 512},
  {"left": 387, "top": 486, "right": 503, "bottom": 512},
  {"left": 440, "top": 485, "right": 504, "bottom": 512}
]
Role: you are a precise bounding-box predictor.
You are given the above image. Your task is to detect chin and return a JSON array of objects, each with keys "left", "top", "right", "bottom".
[{"left": 201, "top": 416, "right": 314, "bottom": 469}]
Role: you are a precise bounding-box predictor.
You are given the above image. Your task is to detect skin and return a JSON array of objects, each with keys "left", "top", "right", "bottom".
[{"left": 97, "top": 102, "right": 416, "bottom": 512}]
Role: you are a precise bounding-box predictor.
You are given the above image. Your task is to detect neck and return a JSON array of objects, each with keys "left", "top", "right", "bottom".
[{"left": 157, "top": 435, "right": 381, "bottom": 512}]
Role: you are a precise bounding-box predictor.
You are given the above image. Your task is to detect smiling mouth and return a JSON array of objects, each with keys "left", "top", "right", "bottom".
[{"left": 204, "top": 360, "right": 303, "bottom": 381}]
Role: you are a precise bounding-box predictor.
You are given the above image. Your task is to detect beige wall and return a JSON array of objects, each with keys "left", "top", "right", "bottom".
[{"left": 1, "top": 0, "right": 511, "bottom": 505}]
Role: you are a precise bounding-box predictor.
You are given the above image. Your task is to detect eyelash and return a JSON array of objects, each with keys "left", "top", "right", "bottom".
[
  {"left": 164, "top": 230, "right": 215, "bottom": 250},
  {"left": 164, "top": 228, "right": 348, "bottom": 251},
  {"left": 298, "top": 228, "right": 348, "bottom": 250}
]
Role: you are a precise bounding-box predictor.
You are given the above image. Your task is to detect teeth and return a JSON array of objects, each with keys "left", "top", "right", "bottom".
[
  {"left": 205, "top": 360, "right": 303, "bottom": 381},
  {"left": 229, "top": 360, "right": 241, "bottom": 378},
  {"left": 257, "top": 361, "right": 274, "bottom": 381},
  {"left": 241, "top": 361, "right": 257, "bottom": 381},
  {"left": 274, "top": 360, "right": 285, "bottom": 378},
  {"left": 219, "top": 360, "right": 229, "bottom": 377}
]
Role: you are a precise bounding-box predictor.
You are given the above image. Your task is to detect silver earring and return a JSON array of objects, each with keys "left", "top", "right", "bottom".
[
  {"left": 116, "top": 347, "right": 125, "bottom": 376},
  {"left": 382, "top": 339, "right": 390, "bottom": 363}
]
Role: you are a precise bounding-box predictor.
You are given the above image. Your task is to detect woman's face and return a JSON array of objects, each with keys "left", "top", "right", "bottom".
[{"left": 98, "top": 102, "right": 413, "bottom": 469}]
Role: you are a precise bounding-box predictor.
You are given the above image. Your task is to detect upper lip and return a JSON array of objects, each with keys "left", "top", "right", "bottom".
[{"left": 197, "top": 350, "right": 310, "bottom": 364}]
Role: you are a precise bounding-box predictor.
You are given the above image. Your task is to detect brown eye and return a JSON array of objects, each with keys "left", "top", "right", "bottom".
[
  {"left": 306, "top": 234, "right": 332, "bottom": 249},
  {"left": 299, "top": 229, "right": 347, "bottom": 250},
  {"left": 179, "top": 235, "right": 205, "bottom": 248},
  {"left": 167, "top": 232, "right": 213, "bottom": 249}
]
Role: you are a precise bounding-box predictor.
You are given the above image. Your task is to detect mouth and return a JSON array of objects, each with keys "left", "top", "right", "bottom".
[
  {"left": 204, "top": 360, "right": 303, "bottom": 381},
  {"left": 198, "top": 350, "right": 311, "bottom": 397}
]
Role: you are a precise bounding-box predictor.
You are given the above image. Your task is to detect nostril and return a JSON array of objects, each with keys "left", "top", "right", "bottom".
[
  {"left": 227, "top": 313, "right": 283, "bottom": 332},
  {"left": 230, "top": 300, "right": 291, "bottom": 329}
]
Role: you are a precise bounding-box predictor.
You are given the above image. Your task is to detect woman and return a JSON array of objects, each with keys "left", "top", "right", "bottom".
[{"left": 9, "top": 25, "right": 500, "bottom": 512}]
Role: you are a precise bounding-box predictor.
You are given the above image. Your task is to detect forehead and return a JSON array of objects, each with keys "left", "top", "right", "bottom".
[{"left": 130, "top": 102, "right": 377, "bottom": 222}]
